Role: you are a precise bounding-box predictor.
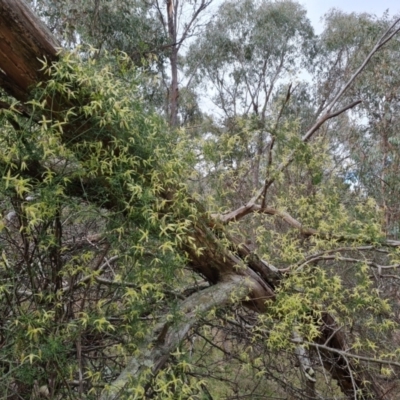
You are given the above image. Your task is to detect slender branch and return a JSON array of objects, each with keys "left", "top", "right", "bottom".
[
  {"left": 325, "top": 100, "right": 362, "bottom": 120},
  {"left": 213, "top": 101, "right": 362, "bottom": 221},
  {"left": 325, "top": 17, "right": 400, "bottom": 114},
  {"left": 261, "top": 83, "right": 293, "bottom": 208},
  {"left": 213, "top": 204, "right": 400, "bottom": 248},
  {"left": 62, "top": 255, "right": 119, "bottom": 293},
  {"left": 324, "top": 326, "right": 343, "bottom": 347},
  {"left": 216, "top": 18, "right": 400, "bottom": 222},
  {"left": 304, "top": 341, "right": 400, "bottom": 369},
  {"left": 380, "top": 274, "right": 400, "bottom": 281},
  {"left": 177, "top": 0, "right": 212, "bottom": 52},
  {"left": 154, "top": 0, "right": 167, "bottom": 34},
  {"left": 260, "top": 99, "right": 361, "bottom": 199},
  {"left": 95, "top": 277, "right": 186, "bottom": 300},
  {"left": 0, "top": 100, "right": 35, "bottom": 119},
  {"left": 296, "top": 255, "right": 400, "bottom": 273}
]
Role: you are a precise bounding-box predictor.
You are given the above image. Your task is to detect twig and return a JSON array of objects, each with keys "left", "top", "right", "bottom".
[{"left": 306, "top": 341, "right": 400, "bottom": 369}]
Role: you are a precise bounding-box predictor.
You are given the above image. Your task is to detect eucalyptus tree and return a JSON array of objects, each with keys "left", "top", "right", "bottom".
[
  {"left": 2, "top": 1, "right": 400, "bottom": 399},
  {"left": 151, "top": 0, "right": 214, "bottom": 126},
  {"left": 30, "top": 0, "right": 166, "bottom": 59},
  {"left": 316, "top": 10, "right": 400, "bottom": 240},
  {"left": 186, "top": 0, "right": 316, "bottom": 204},
  {"left": 29, "top": 0, "right": 213, "bottom": 125},
  {"left": 28, "top": 0, "right": 170, "bottom": 113},
  {"left": 188, "top": 0, "right": 315, "bottom": 117}
]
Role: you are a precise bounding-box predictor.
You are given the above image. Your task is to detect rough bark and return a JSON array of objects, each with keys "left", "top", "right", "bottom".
[{"left": 0, "top": 0, "right": 59, "bottom": 102}]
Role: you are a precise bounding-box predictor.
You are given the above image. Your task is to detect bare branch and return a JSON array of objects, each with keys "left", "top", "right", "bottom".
[
  {"left": 296, "top": 255, "right": 400, "bottom": 273},
  {"left": 305, "top": 341, "right": 400, "bottom": 369},
  {"left": 326, "top": 17, "right": 400, "bottom": 112},
  {"left": 177, "top": 0, "right": 212, "bottom": 52}
]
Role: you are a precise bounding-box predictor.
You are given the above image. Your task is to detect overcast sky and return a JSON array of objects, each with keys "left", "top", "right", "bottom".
[{"left": 300, "top": 0, "right": 400, "bottom": 33}]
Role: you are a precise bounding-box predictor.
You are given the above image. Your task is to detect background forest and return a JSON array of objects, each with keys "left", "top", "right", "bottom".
[{"left": 1, "top": 0, "right": 400, "bottom": 399}]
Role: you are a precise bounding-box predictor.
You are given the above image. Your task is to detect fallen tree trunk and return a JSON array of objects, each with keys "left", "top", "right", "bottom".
[
  {"left": 0, "top": 0, "right": 58, "bottom": 102},
  {"left": 100, "top": 277, "right": 251, "bottom": 400},
  {"left": 1, "top": 1, "right": 399, "bottom": 399}
]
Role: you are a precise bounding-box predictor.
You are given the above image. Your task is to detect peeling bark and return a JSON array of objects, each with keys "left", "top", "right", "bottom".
[{"left": 293, "top": 331, "right": 316, "bottom": 398}]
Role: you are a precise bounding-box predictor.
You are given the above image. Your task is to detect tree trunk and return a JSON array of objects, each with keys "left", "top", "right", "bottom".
[
  {"left": 169, "top": 49, "right": 179, "bottom": 127},
  {"left": 167, "top": 0, "right": 179, "bottom": 127}
]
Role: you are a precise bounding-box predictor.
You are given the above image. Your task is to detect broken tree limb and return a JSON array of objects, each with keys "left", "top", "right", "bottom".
[
  {"left": 99, "top": 276, "right": 251, "bottom": 400},
  {"left": 213, "top": 204, "right": 400, "bottom": 248},
  {"left": 0, "top": 0, "right": 59, "bottom": 101}
]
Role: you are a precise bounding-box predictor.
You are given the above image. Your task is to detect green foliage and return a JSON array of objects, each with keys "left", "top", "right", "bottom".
[
  {"left": 31, "top": 0, "right": 167, "bottom": 64},
  {"left": 320, "top": 11, "right": 400, "bottom": 239},
  {"left": 2, "top": 2, "right": 400, "bottom": 398},
  {"left": 187, "top": 0, "right": 315, "bottom": 118},
  {"left": 0, "top": 49, "right": 201, "bottom": 398}
]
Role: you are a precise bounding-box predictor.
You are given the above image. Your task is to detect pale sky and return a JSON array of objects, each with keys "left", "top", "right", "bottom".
[{"left": 301, "top": 0, "right": 400, "bottom": 33}]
